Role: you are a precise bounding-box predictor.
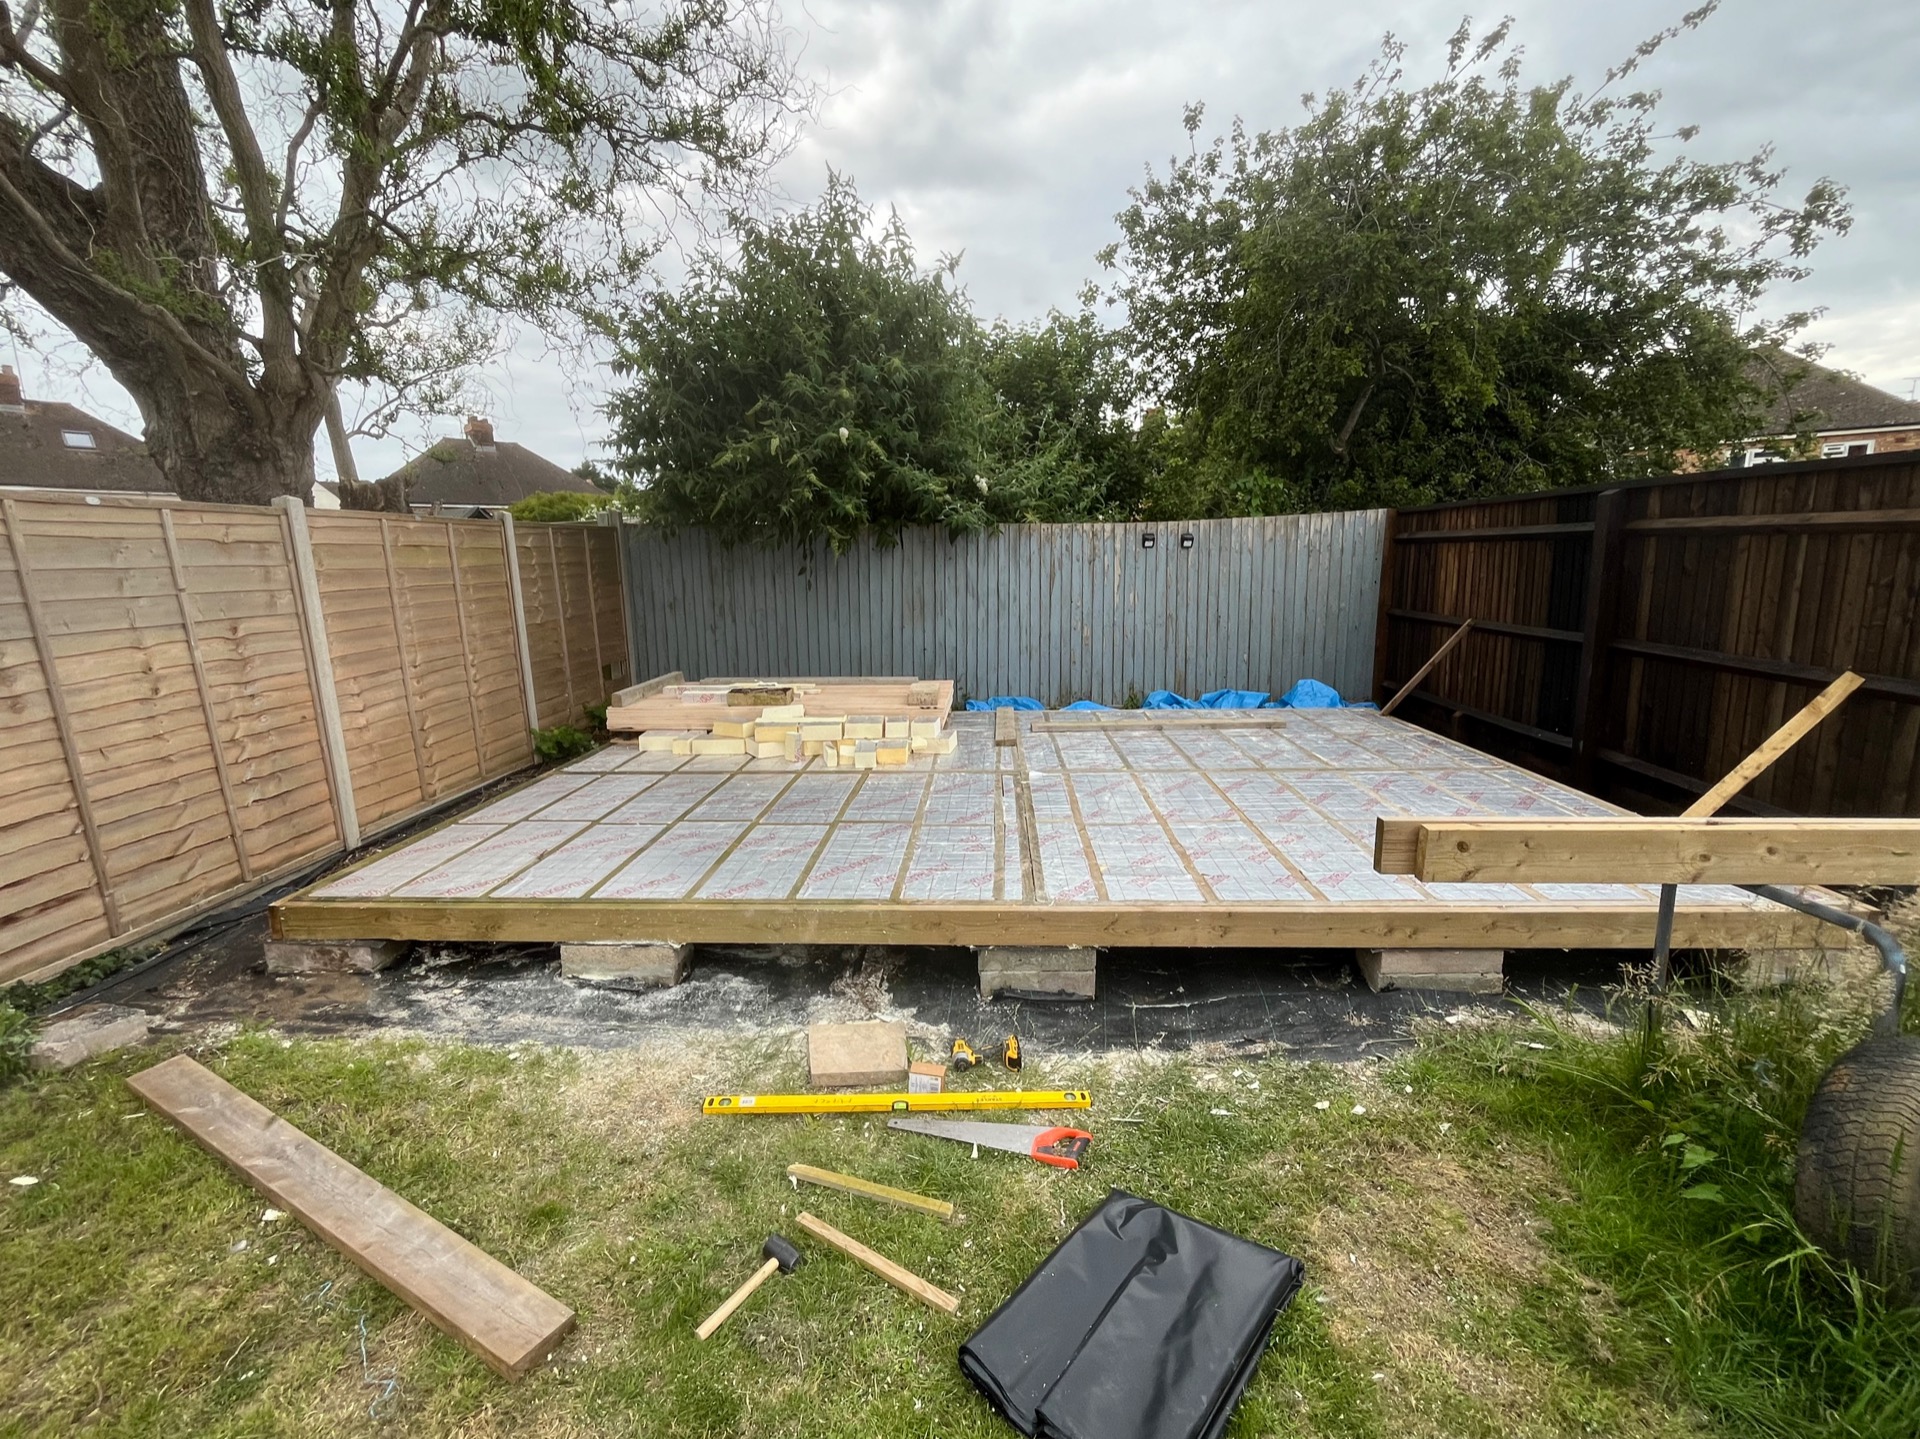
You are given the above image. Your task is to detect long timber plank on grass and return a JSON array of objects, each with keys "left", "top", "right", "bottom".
[{"left": 127, "top": 1055, "right": 574, "bottom": 1379}]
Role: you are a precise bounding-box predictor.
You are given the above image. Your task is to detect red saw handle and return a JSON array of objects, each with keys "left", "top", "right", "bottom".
[{"left": 1029, "top": 1127, "right": 1093, "bottom": 1170}]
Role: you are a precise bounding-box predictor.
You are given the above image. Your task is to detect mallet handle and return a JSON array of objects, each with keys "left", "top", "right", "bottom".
[{"left": 695, "top": 1255, "right": 781, "bottom": 1340}]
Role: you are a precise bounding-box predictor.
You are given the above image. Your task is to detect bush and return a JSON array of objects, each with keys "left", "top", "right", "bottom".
[
  {"left": 532, "top": 725, "right": 597, "bottom": 764},
  {"left": 509, "top": 491, "right": 615, "bottom": 523}
]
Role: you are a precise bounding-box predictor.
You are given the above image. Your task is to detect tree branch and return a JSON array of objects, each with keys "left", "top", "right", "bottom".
[
  {"left": 182, "top": 0, "right": 295, "bottom": 359},
  {"left": 0, "top": 2, "right": 78, "bottom": 107},
  {"left": 0, "top": 163, "right": 265, "bottom": 418}
]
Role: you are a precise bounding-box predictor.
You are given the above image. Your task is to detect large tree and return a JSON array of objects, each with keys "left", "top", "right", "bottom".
[
  {"left": 980, "top": 308, "right": 1151, "bottom": 522},
  {"left": 1101, "top": 8, "right": 1850, "bottom": 512},
  {"left": 607, "top": 174, "right": 1005, "bottom": 550},
  {"left": 0, "top": 0, "right": 803, "bottom": 505}
]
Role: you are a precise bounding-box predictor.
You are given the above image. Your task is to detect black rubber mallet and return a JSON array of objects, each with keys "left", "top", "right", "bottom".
[{"left": 695, "top": 1234, "right": 804, "bottom": 1340}]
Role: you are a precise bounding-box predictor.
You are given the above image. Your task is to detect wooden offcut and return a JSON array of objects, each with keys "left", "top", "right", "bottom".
[
  {"left": 795, "top": 1211, "right": 960, "bottom": 1315},
  {"left": 1375, "top": 816, "right": 1920, "bottom": 885},
  {"left": 127, "top": 1055, "right": 574, "bottom": 1379},
  {"left": 786, "top": 1163, "right": 956, "bottom": 1221}
]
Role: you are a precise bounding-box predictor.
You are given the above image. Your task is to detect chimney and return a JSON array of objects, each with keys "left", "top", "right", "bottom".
[
  {"left": 464, "top": 414, "right": 495, "bottom": 450},
  {"left": 0, "top": 365, "right": 22, "bottom": 414}
]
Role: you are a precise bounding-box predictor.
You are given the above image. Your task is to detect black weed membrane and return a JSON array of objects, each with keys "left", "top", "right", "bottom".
[{"left": 959, "top": 1189, "right": 1304, "bottom": 1439}]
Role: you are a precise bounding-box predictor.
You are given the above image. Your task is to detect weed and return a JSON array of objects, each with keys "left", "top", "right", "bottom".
[
  {"left": 0, "top": 1004, "right": 29, "bottom": 1084},
  {"left": 1406, "top": 978, "right": 1920, "bottom": 1437},
  {"left": 531, "top": 725, "right": 597, "bottom": 764},
  {"left": 3, "top": 941, "right": 163, "bottom": 1016}
]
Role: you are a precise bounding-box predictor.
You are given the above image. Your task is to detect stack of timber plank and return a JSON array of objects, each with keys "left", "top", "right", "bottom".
[{"left": 609, "top": 678, "right": 957, "bottom": 765}]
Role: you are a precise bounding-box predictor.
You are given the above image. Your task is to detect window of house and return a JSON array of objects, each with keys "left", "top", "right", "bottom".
[
  {"left": 59, "top": 429, "right": 97, "bottom": 449},
  {"left": 1740, "top": 448, "right": 1788, "bottom": 467},
  {"left": 1820, "top": 440, "right": 1874, "bottom": 459}
]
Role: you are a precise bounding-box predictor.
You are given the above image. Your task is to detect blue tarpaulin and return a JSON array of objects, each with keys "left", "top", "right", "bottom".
[
  {"left": 1143, "top": 688, "right": 1271, "bottom": 709},
  {"left": 964, "top": 682, "right": 1367, "bottom": 712},
  {"left": 963, "top": 695, "right": 1044, "bottom": 712},
  {"left": 1274, "top": 678, "right": 1345, "bottom": 709}
]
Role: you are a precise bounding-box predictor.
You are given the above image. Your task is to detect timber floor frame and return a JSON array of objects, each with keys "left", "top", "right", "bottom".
[{"left": 271, "top": 709, "right": 1820, "bottom": 952}]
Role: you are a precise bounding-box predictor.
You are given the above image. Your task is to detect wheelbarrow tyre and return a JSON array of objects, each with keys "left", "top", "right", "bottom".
[{"left": 1794, "top": 1033, "right": 1920, "bottom": 1296}]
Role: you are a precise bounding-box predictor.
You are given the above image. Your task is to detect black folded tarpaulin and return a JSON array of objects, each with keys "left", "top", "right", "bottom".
[{"left": 959, "top": 1189, "right": 1305, "bottom": 1439}]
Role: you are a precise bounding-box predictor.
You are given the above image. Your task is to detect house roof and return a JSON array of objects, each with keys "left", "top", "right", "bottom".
[
  {"left": 377, "top": 434, "right": 603, "bottom": 508},
  {"left": 0, "top": 396, "right": 169, "bottom": 494},
  {"left": 1749, "top": 354, "right": 1920, "bottom": 435}
]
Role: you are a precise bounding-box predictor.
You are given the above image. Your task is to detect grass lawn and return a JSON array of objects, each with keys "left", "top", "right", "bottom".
[{"left": 3, "top": 971, "right": 1919, "bottom": 1437}]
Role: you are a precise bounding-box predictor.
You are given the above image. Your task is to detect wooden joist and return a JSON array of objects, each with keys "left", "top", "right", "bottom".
[
  {"left": 270, "top": 893, "right": 1818, "bottom": 951},
  {"left": 1374, "top": 816, "right": 1920, "bottom": 885},
  {"left": 127, "top": 1055, "right": 574, "bottom": 1380}
]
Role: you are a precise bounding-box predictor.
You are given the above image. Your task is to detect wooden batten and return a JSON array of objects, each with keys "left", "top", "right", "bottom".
[{"left": 1375, "top": 816, "right": 1920, "bottom": 885}]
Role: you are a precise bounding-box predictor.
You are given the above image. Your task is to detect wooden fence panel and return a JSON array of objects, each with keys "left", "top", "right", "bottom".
[
  {"left": 308, "top": 513, "right": 425, "bottom": 829},
  {"left": 308, "top": 513, "right": 532, "bottom": 831},
  {"left": 0, "top": 495, "right": 341, "bottom": 983},
  {"left": 1376, "top": 452, "right": 1920, "bottom": 816},
  {"left": 0, "top": 498, "right": 559, "bottom": 983},
  {"left": 0, "top": 499, "right": 114, "bottom": 976},
  {"left": 513, "top": 521, "right": 627, "bottom": 729}
]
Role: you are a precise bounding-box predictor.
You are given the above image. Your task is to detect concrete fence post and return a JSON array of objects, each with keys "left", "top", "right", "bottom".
[
  {"left": 499, "top": 512, "right": 541, "bottom": 732},
  {"left": 272, "top": 496, "right": 360, "bottom": 849}
]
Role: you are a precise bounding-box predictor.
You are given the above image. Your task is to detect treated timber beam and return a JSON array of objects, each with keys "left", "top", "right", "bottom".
[
  {"left": 267, "top": 896, "right": 1818, "bottom": 952},
  {"left": 128, "top": 1056, "right": 574, "bottom": 1379},
  {"left": 1374, "top": 817, "right": 1920, "bottom": 885}
]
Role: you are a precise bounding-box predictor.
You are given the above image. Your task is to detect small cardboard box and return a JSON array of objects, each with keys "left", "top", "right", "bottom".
[{"left": 907, "top": 1061, "right": 946, "bottom": 1094}]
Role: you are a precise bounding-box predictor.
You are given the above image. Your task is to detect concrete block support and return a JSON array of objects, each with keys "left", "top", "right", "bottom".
[
  {"left": 808, "top": 1020, "right": 909, "bottom": 1088},
  {"left": 1356, "top": 947, "right": 1504, "bottom": 994},
  {"left": 30, "top": 1004, "right": 152, "bottom": 1070},
  {"left": 976, "top": 945, "right": 1098, "bottom": 1000},
  {"left": 559, "top": 940, "right": 690, "bottom": 989},
  {"left": 264, "top": 938, "right": 410, "bottom": 975}
]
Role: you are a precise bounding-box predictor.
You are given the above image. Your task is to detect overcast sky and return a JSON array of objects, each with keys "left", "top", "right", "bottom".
[{"left": 9, "top": 0, "right": 1918, "bottom": 481}]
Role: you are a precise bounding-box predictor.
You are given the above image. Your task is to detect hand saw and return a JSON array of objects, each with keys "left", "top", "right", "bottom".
[{"left": 887, "top": 1116, "right": 1092, "bottom": 1170}]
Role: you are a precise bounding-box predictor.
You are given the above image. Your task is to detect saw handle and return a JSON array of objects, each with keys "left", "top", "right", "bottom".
[{"left": 1030, "top": 1127, "right": 1092, "bottom": 1170}]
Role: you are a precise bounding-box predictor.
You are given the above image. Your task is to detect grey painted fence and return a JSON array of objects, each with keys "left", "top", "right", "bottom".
[{"left": 620, "top": 511, "right": 1390, "bottom": 706}]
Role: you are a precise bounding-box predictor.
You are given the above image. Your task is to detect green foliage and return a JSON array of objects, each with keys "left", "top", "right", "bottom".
[
  {"left": 0, "top": 1003, "right": 29, "bottom": 1085},
  {"left": 1101, "top": 11, "right": 1851, "bottom": 511},
  {"left": 2, "top": 943, "right": 160, "bottom": 1017},
  {"left": 531, "top": 725, "right": 597, "bottom": 764},
  {"left": 1410, "top": 977, "right": 1920, "bottom": 1436},
  {"left": 978, "top": 309, "right": 1153, "bottom": 521},
  {"left": 0, "top": 1, "right": 807, "bottom": 501},
  {"left": 507, "top": 491, "right": 614, "bottom": 523},
  {"left": 607, "top": 175, "right": 1008, "bottom": 550}
]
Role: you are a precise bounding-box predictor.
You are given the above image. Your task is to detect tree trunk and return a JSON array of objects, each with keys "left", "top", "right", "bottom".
[{"left": 108, "top": 350, "right": 320, "bottom": 505}]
